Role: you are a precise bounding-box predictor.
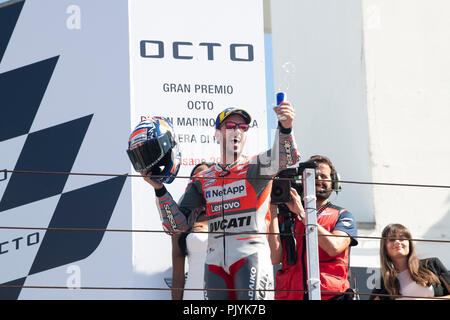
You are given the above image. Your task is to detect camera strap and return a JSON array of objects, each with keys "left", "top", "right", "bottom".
[{"left": 278, "top": 206, "right": 298, "bottom": 265}]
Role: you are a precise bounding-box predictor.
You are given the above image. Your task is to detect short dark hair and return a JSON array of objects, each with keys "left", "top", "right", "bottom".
[{"left": 308, "top": 155, "right": 337, "bottom": 176}]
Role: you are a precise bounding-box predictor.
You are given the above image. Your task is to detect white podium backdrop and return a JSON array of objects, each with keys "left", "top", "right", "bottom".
[{"left": 128, "top": 0, "right": 268, "bottom": 299}]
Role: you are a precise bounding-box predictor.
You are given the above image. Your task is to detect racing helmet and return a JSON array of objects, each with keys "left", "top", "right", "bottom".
[{"left": 127, "top": 117, "right": 181, "bottom": 184}]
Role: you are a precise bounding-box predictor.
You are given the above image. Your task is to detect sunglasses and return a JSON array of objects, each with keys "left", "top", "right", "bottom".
[{"left": 222, "top": 121, "right": 250, "bottom": 132}]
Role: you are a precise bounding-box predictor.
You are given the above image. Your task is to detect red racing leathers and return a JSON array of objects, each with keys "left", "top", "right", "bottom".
[{"left": 154, "top": 125, "right": 299, "bottom": 299}]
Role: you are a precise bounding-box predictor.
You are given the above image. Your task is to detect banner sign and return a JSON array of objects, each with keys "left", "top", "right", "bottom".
[{"left": 0, "top": 0, "right": 132, "bottom": 299}]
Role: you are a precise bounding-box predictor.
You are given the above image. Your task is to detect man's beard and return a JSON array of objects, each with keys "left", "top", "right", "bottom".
[{"left": 316, "top": 190, "right": 332, "bottom": 202}]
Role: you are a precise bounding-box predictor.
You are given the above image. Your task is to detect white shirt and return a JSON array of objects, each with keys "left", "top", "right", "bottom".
[
  {"left": 183, "top": 232, "right": 207, "bottom": 300},
  {"left": 396, "top": 269, "right": 434, "bottom": 300}
]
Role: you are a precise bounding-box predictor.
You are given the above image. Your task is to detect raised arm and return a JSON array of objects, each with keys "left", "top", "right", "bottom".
[{"left": 258, "top": 101, "right": 300, "bottom": 176}]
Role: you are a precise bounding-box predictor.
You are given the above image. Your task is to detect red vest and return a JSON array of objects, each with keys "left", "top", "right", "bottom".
[{"left": 275, "top": 204, "right": 351, "bottom": 300}]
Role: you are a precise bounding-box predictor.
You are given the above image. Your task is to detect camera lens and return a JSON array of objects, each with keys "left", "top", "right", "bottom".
[{"left": 272, "top": 186, "right": 283, "bottom": 197}]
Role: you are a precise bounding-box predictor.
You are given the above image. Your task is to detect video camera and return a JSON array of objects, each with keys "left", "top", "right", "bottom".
[
  {"left": 270, "top": 161, "right": 318, "bottom": 266},
  {"left": 270, "top": 161, "right": 318, "bottom": 204}
]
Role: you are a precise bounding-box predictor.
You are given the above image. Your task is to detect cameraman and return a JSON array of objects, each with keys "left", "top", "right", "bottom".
[{"left": 272, "top": 155, "right": 358, "bottom": 300}]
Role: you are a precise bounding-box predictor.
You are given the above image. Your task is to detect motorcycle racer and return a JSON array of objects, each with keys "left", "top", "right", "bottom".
[{"left": 143, "top": 103, "right": 299, "bottom": 299}]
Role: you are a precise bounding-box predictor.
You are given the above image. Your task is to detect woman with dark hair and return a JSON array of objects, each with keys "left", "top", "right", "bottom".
[
  {"left": 171, "top": 162, "right": 212, "bottom": 300},
  {"left": 370, "top": 223, "right": 450, "bottom": 300}
]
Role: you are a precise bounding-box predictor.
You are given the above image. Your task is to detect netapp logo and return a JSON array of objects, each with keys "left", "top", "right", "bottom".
[
  {"left": 140, "top": 40, "right": 254, "bottom": 61},
  {"left": 204, "top": 180, "right": 246, "bottom": 202},
  {"left": 206, "top": 185, "right": 245, "bottom": 198}
]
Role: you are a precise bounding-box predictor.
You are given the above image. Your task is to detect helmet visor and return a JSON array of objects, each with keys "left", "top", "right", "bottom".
[{"left": 127, "top": 132, "right": 175, "bottom": 172}]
